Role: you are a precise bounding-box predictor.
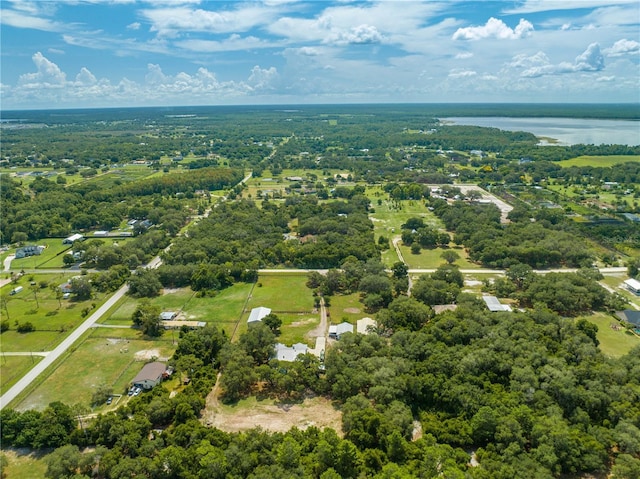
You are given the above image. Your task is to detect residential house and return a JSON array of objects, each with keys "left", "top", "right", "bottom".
[
  {"left": 131, "top": 361, "right": 167, "bottom": 390},
  {"left": 274, "top": 342, "right": 309, "bottom": 362},
  {"left": 329, "top": 321, "right": 354, "bottom": 339},
  {"left": 63, "top": 233, "right": 84, "bottom": 244},
  {"left": 482, "top": 295, "right": 512, "bottom": 312},
  {"left": 616, "top": 310, "right": 640, "bottom": 328},
  {"left": 623, "top": 278, "right": 640, "bottom": 295},
  {"left": 15, "top": 245, "right": 45, "bottom": 259}
]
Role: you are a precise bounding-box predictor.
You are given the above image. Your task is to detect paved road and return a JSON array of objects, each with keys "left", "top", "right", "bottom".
[
  {"left": 0, "top": 283, "right": 129, "bottom": 410},
  {"left": 2, "top": 352, "right": 49, "bottom": 357}
]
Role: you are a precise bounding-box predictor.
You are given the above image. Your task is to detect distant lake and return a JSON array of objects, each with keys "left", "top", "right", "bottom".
[{"left": 442, "top": 117, "right": 640, "bottom": 146}]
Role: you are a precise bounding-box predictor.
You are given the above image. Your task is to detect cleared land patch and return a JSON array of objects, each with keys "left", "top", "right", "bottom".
[
  {"left": 203, "top": 395, "right": 342, "bottom": 434},
  {"left": 581, "top": 312, "right": 640, "bottom": 357}
]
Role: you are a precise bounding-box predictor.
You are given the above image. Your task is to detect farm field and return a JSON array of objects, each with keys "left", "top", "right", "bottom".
[
  {"left": 556, "top": 155, "right": 640, "bottom": 168},
  {"left": 0, "top": 273, "right": 110, "bottom": 352},
  {"left": 16, "top": 329, "right": 176, "bottom": 411},
  {"left": 327, "top": 292, "right": 367, "bottom": 325},
  {"left": 581, "top": 312, "right": 640, "bottom": 358},
  {"left": 0, "top": 356, "right": 43, "bottom": 395}
]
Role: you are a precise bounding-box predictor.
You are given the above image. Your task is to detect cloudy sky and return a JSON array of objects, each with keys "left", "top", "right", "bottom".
[{"left": 1, "top": 0, "right": 639, "bottom": 109}]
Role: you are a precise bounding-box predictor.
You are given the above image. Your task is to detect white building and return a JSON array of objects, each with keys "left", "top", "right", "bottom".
[
  {"left": 357, "top": 317, "right": 377, "bottom": 335},
  {"left": 247, "top": 306, "right": 271, "bottom": 324},
  {"left": 624, "top": 278, "right": 640, "bottom": 295},
  {"left": 329, "top": 322, "right": 354, "bottom": 339},
  {"left": 275, "top": 342, "right": 309, "bottom": 362},
  {"left": 482, "top": 295, "right": 512, "bottom": 312},
  {"left": 63, "top": 233, "right": 84, "bottom": 244}
]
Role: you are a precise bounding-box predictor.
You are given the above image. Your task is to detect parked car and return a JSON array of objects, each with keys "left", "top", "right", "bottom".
[
  {"left": 128, "top": 388, "right": 134, "bottom": 396},
  {"left": 106, "top": 396, "right": 112, "bottom": 405},
  {"left": 133, "top": 387, "right": 141, "bottom": 396}
]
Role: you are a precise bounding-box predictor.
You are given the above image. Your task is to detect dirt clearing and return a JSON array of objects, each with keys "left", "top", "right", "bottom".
[{"left": 202, "top": 395, "right": 342, "bottom": 435}]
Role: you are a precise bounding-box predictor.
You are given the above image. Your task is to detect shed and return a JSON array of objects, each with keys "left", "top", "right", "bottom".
[
  {"left": 247, "top": 306, "right": 271, "bottom": 324},
  {"left": 63, "top": 233, "right": 84, "bottom": 244},
  {"left": 329, "top": 322, "right": 354, "bottom": 339},
  {"left": 357, "top": 317, "right": 377, "bottom": 335},
  {"left": 159, "top": 311, "right": 178, "bottom": 321},
  {"left": 93, "top": 231, "right": 109, "bottom": 237},
  {"left": 131, "top": 361, "right": 167, "bottom": 390},
  {"left": 482, "top": 295, "right": 512, "bottom": 312},
  {"left": 161, "top": 320, "right": 206, "bottom": 330},
  {"left": 623, "top": 278, "right": 640, "bottom": 295}
]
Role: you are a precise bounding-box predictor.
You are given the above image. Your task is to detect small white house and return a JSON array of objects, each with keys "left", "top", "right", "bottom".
[
  {"left": 159, "top": 311, "right": 178, "bottom": 321},
  {"left": 482, "top": 295, "right": 512, "bottom": 312},
  {"left": 275, "top": 342, "right": 309, "bottom": 362},
  {"left": 131, "top": 361, "right": 167, "bottom": 390},
  {"left": 247, "top": 306, "right": 271, "bottom": 324},
  {"left": 624, "top": 278, "right": 640, "bottom": 295}
]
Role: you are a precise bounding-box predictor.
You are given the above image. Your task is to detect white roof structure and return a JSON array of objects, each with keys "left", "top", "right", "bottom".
[
  {"left": 624, "top": 278, "right": 640, "bottom": 293},
  {"left": 357, "top": 317, "right": 377, "bottom": 335},
  {"left": 275, "top": 342, "right": 308, "bottom": 362},
  {"left": 159, "top": 311, "right": 177, "bottom": 320},
  {"left": 247, "top": 306, "right": 271, "bottom": 323},
  {"left": 63, "top": 233, "right": 84, "bottom": 243},
  {"left": 482, "top": 295, "right": 512, "bottom": 312}
]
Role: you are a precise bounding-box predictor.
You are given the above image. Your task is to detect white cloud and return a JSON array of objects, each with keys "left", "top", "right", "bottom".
[
  {"left": 326, "top": 24, "right": 384, "bottom": 45},
  {"left": 75, "top": 67, "right": 97, "bottom": 86},
  {"left": 127, "top": 22, "right": 141, "bottom": 30},
  {"left": 605, "top": 38, "right": 640, "bottom": 56},
  {"left": 519, "top": 43, "right": 605, "bottom": 77},
  {"left": 453, "top": 18, "right": 534, "bottom": 41},
  {"left": 596, "top": 75, "right": 615, "bottom": 82},
  {"left": 0, "top": 9, "right": 62, "bottom": 32},
  {"left": 503, "top": 0, "right": 639, "bottom": 14},
  {"left": 448, "top": 69, "right": 477, "bottom": 78},
  {"left": 47, "top": 48, "right": 65, "bottom": 55},
  {"left": 454, "top": 52, "right": 473, "bottom": 59},
  {"left": 248, "top": 66, "right": 279, "bottom": 90},
  {"left": 18, "top": 52, "right": 67, "bottom": 88},
  {"left": 176, "top": 35, "right": 281, "bottom": 53}
]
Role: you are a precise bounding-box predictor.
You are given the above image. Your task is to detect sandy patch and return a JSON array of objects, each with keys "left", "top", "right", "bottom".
[
  {"left": 464, "top": 280, "right": 483, "bottom": 286},
  {"left": 162, "top": 288, "right": 181, "bottom": 295},
  {"left": 343, "top": 307, "right": 361, "bottom": 314},
  {"left": 135, "top": 349, "right": 162, "bottom": 361},
  {"left": 290, "top": 317, "right": 316, "bottom": 327},
  {"left": 203, "top": 395, "right": 342, "bottom": 435}
]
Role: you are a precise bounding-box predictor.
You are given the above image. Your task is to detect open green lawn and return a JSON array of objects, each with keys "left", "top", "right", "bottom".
[
  {"left": 2, "top": 449, "right": 49, "bottom": 479},
  {"left": 580, "top": 312, "right": 640, "bottom": 358},
  {"left": 1, "top": 273, "right": 110, "bottom": 352},
  {"left": 400, "top": 245, "right": 479, "bottom": 270},
  {"left": 327, "top": 292, "right": 367, "bottom": 325},
  {"left": 0, "top": 355, "right": 43, "bottom": 395},
  {"left": 17, "top": 329, "right": 176, "bottom": 411},
  {"left": 556, "top": 155, "right": 640, "bottom": 168},
  {"left": 276, "top": 312, "right": 320, "bottom": 346},
  {"left": 8, "top": 239, "right": 72, "bottom": 270},
  {"left": 248, "top": 274, "right": 314, "bottom": 313},
  {"left": 102, "top": 283, "right": 253, "bottom": 337}
]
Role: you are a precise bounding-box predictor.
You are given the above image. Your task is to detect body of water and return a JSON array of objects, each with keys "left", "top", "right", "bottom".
[{"left": 442, "top": 117, "right": 640, "bottom": 146}]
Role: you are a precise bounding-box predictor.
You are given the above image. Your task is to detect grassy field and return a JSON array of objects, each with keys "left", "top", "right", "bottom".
[
  {"left": 600, "top": 276, "right": 640, "bottom": 309},
  {"left": 7, "top": 239, "right": 72, "bottom": 270},
  {"left": 556, "top": 155, "right": 640, "bottom": 168},
  {"left": 277, "top": 312, "right": 320, "bottom": 346},
  {"left": 0, "top": 273, "right": 109, "bottom": 352},
  {"left": 580, "top": 312, "right": 640, "bottom": 358},
  {"left": 399, "top": 244, "right": 479, "bottom": 270},
  {"left": 0, "top": 355, "right": 43, "bottom": 395},
  {"left": 17, "top": 329, "right": 176, "bottom": 411},
  {"left": 248, "top": 274, "right": 314, "bottom": 313},
  {"left": 327, "top": 293, "right": 366, "bottom": 325},
  {"left": 101, "top": 283, "right": 254, "bottom": 337},
  {"left": 1, "top": 449, "right": 49, "bottom": 479}
]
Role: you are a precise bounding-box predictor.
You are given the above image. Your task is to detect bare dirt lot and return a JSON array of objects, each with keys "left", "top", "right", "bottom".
[{"left": 202, "top": 394, "right": 343, "bottom": 435}]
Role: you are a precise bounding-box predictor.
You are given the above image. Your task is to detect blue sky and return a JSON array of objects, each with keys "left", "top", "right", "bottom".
[{"left": 1, "top": 0, "right": 639, "bottom": 109}]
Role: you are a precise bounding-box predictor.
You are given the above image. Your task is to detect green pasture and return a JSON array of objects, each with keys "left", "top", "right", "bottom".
[
  {"left": 400, "top": 244, "right": 479, "bottom": 270},
  {"left": 8, "top": 239, "right": 72, "bottom": 270},
  {"left": 580, "top": 312, "right": 640, "bottom": 358},
  {"left": 0, "top": 273, "right": 108, "bottom": 352},
  {"left": 17, "top": 329, "right": 176, "bottom": 411},
  {"left": 102, "top": 283, "right": 253, "bottom": 336},
  {"left": 1, "top": 449, "right": 49, "bottom": 479},
  {"left": 327, "top": 293, "right": 366, "bottom": 324},
  {"left": 556, "top": 155, "right": 640, "bottom": 168},
  {"left": 0, "top": 355, "right": 43, "bottom": 395},
  {"left": 276, "top": 312, "right": 320, "bottom": 346},
  {"left": 248, "top": 274, "right": 314, "bottom": 313}
]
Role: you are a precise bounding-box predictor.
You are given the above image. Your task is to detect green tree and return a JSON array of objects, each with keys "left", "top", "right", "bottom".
[
  {"left": 131, "top": 299, "right": 162, "bottom": 336},
  {"left": 262, "top": 313, "right": 282, "bottom": 335},
  {"left": 127, "top": 268, "right": 162, "bottom": 298},
  {"left": 240, "top": 323, "right": 276, "bottom": 365},
  {"left": 70, "top": 277, "right": 92, "bottom": 300},
  {"left": 44, "top": 444, "right": 81, "bottom": 478},
  {"left": 440, "top": 250, "right": 460, "bottom": 265},
  {"left": 91, "top": 384, "right": 113, "bottom": 406}
]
